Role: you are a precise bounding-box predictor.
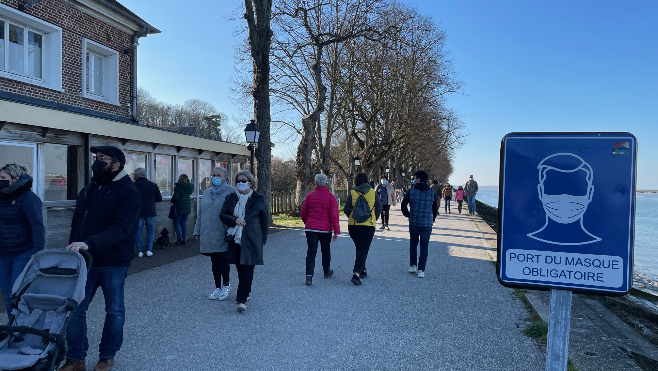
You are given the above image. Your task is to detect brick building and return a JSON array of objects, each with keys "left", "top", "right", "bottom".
[{"left": 0, "top": 0, "right": 250, "bottom": 248}]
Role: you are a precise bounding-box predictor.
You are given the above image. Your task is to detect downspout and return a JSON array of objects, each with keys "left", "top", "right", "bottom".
[{"left": 127, "top": 26, "right": 149, "bottom": 121}]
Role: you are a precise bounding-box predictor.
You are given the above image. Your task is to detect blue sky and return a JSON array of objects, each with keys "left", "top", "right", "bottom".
[{"left": 121, "top": 0, "right": 658, "bottom": 189}]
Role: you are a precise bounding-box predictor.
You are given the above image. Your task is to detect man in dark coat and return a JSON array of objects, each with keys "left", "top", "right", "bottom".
[
  {"left": 402, "top": 171, "right": 438, "bottom": 279},
  {"left": 60, "top": 146, "right": 140, "bottom": 371},
  {"left": 132, "top": 167, "right": 162, "bottom": 257}
]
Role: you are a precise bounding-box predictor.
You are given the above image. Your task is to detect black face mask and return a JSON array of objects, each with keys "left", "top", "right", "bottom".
[
  {"left": 0, "top": 180, "right": 9, "bottom": 189},
  {"left": 91, "top": 160, "right": 114, "bottom": 182}
]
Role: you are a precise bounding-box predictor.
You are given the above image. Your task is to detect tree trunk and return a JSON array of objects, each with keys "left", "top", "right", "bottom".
[
  {"left": 244, "top": 0, "right": 273, "bottom": 224},
  {"left": 295, "top": 46, "right": 326, "bottom": 209}
]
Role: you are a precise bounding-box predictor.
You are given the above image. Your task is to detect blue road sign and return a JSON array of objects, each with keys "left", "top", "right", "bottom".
[{"left": 497, "top": 133, "right": 637, "bottom": 294}]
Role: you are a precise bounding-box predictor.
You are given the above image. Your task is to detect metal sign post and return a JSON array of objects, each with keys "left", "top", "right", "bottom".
[
  {"left": 496, "top": 133, "right": 637, "bottom": 371},
  {"left": 546, "top": 289, "right": 572, "bottom": 371}
]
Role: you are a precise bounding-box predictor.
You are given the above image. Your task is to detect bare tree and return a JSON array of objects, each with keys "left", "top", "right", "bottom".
[{"left": 273, "top": 0, "right": 390, "bottom": 208}]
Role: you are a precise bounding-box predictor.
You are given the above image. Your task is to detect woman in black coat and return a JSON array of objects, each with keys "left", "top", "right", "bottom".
[
  {"left": 220, "top": 170, "right": 269, "bottom": 312},
  {"left": 0, "top": 164, "right": 45, "bottom": 318}
]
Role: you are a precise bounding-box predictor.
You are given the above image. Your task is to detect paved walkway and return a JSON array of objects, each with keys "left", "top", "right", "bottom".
[{"left": 78, "top": 209, "right": 545, "bottom": 370}]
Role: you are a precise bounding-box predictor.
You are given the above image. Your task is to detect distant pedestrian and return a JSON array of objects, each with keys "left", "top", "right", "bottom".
[
  {"left": 376, "top": 175, "right": 396, "bottom": 230},
  {"left": 455, "top": 186, "right": 466, "bottom": 214},
  {"left": 343, "top": 172, "right": 382, "bottom": 285},
  {"left": 402, "top": 171, "right": 438, "bottom": 278},
  {"left": 442, "top": 183, "right": 453, "bottom": 214},
  {"left": 62, "top": 146, "right": 141, "bottom": 371},
  {"left": 0, "top": 163, "right": 45, "bottom": 318},
  {"left": 465, "top": 175, "right": 479, "bottom": 216},
  {"left": 430, "top": 179, "right": 442, "bottom": 209},
  {"left": 220, "top": 170, "right": 269, "bottom": 312},
  {"left": 133, "top": 167, "right": 162, "bottom": 257},
  {"left": 171, "top": 174, "right": 194, "bottom": 245},
  {"left": 300, "top": 174, "right": 340, "bottom": 285},
  {"left": 194, "top": 167, "right": 235, "bottom": 301},
  {"left": 369, "top": 179, "right": 376, "bottom": 189}
]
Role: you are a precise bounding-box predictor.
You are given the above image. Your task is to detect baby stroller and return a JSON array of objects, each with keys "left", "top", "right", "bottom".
[{"left": 0, "top": 249, "right": 92, "bottom": 371}]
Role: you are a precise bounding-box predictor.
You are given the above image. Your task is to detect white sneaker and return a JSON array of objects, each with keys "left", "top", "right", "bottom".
[
  {"left": 146, "top": 251, "right": 153, "bottom": 257},
  {"left": 237, "top": 303, "right": 246, "bottom": 312},
  {"left": 418, "top": 270, "right": 425, "bottom": 278},
  {"left": 209, "top": 288, "right": 222, "bottom": 300},
  {"left": 218, "top": 284, "right": 231, "bottom": 301},
  {"left": 137, "top": 252, "right": 144, "bottom": 258},
  {"left": 408, "top": 265, "right": 417, "bottom": 273}
]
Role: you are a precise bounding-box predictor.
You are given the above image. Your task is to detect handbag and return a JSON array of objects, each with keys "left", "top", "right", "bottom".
[{"left": 168, "top": 204, "right": 177, "bottom": 219}]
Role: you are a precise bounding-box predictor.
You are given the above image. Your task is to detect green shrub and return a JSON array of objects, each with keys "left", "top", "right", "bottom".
[{"left": 523, "top": 321, "right": 548, "bottom": 339}]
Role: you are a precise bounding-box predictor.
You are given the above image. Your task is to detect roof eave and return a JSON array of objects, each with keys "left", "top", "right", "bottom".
[{"left": 93, "top": 0, "right": 161, "bottom": 34}]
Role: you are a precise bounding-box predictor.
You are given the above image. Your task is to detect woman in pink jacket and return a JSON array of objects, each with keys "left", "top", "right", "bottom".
[
  {"left": 455, "top": 186, "right": 466, "bottom": 214},
  {"left": 300, "top": 174, "right": 340, "bottom": 285}
]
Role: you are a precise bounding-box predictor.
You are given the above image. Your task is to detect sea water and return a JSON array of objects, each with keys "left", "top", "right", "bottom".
[{"left": 475, "top": 187, "right": 658, "bottom": 282}]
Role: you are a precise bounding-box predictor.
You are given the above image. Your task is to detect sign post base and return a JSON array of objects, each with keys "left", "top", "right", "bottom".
[{"left": 546, "top": 289, "right": 572, "bottom": 371}]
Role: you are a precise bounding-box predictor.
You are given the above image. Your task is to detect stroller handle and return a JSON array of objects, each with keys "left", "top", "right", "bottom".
[{"left": 77, "top": 249, "right": 93, "bottom": 271}]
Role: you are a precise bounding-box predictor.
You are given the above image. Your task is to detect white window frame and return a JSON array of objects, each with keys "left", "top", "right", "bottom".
[
  {"left": 81, "top": 38, "right": 119, "bottom": 105},
  {"left": 0, "top": 3, "right": 62, "bottom": 91}
]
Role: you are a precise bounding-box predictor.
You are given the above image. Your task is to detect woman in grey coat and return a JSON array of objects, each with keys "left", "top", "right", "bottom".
[{"left": 194, "top": 166, "right": 235, "bottom": 301}]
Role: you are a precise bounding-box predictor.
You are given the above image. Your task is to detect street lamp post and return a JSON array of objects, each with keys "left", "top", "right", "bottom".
[
  {"left": 354, "top": 156, "right": 361, "bottom": 168},
  {"left": 244, "top": 120, "right": 261, "bottom": 174},
  {"left": 401, "top": 171, "right": 405, "bottom": 187}
]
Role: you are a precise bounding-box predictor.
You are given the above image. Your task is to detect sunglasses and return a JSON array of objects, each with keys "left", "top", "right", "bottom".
[{"left": 236, "top": 179, "right": 250, "bottom": 183}]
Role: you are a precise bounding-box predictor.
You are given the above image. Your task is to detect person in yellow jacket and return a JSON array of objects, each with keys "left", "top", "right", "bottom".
[{"left": 343, "top": 172, "right": 382, "bottom": 285}]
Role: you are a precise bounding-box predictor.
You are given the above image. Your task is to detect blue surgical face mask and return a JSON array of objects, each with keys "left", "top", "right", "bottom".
[
  {"left": 211, "top": 177, "right": 222, "bottom": 186},
  {"left": 381, "top": 179, "right": 386, "bottom": 184},
  {"left": 412, "top": 179, "right": 416, "bottom": 185}
]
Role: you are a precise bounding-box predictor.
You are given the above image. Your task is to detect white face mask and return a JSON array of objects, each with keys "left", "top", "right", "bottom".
[
  {"left": 540, "top": 194, "right": 590, "bottom": 224},
  {"left": 469, "top": 178, "right": 473, "bottom": 181},
  {"left": 236, "top": 182, "right": 250, "bottom": 191}
]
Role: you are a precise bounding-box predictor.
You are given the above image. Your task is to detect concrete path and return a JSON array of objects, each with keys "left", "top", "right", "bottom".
[{"left": 79, "top": 209, "right": 545, "bottom": 370}]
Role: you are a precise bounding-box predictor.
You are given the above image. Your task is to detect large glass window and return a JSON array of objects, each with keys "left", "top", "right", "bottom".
[
  {"left": 198, "top": 159, "right": 211, "bottom": 194},
  {"left": 0, "top": 9, "right": 62, "bottom": 91},
  {"left": 0, "top": 20, "right": 5, "bottom": 70},
  {"left": 44, "top": 144, "right": 67, "bottom": 201},
  {"left": 0, "top": 142, "right": 35, "bottom": 177},
  {"left": 155, "top": 154, "right": 172, "bottom": 197},
  {"left": 178, "top": 158, "right": 194, "bottom": 192},
  {"left": 1, "top": 21, "right": 44, "bottom": 79},
  {"left": 82, "top": 39, "right": 118, "bottom": 105},
  {"left": 28, "top": 30, "right": 42, "bottom": 79},
  {"left": 85, "top": 51, "right": 104, "bottom": 96},
  {"left": 8, "top": 23, "right": 24, "bottom": 75},
  {"left": 125, "top": 152, "right": 147, "bottom": 182},
  {"left": 232, "top": 163, "right": 240, "bottom": 186}
]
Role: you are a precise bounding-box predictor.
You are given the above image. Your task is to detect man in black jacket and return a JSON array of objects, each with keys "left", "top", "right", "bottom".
[
  {"left": 133, "top": 167, "right": 162, "bottom": 257},
  {"left": 61, "top": 146, "right": 140, "bottom": 371}
]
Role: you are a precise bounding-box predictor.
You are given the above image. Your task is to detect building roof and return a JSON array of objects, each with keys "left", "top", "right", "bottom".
[{"left": 94, "top": 0, "right": 161, "bottom": 34}]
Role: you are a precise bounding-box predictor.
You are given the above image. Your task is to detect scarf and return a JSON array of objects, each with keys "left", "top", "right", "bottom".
[
  {"left": 209, "top": 181, "right": 229, "bottom": 200},
  {"left": 226, "top": 189, "right": 253, "bottom": 245}
]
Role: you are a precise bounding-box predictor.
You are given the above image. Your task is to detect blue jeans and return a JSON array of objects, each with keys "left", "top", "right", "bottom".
[
  {"left": 135, "top": 217, "right": 155, "bottom": 253},
  {"left": 467, "top": 195, "right": 476, "bottom": 215},
  {"left": 66, "top": 266, "right": 128, "bottom": 361},
  {"left": 409, "top": 224, "right": 432, "bottom": 271},
  {"left": 173, "top": 213, "right": 189, "bottom": 241},
  {"left": 444, "top": 196, "right": 451, "bottom": 212},
  {"left": 0, "top": 249, "right": 37, "bottom": 318}
]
